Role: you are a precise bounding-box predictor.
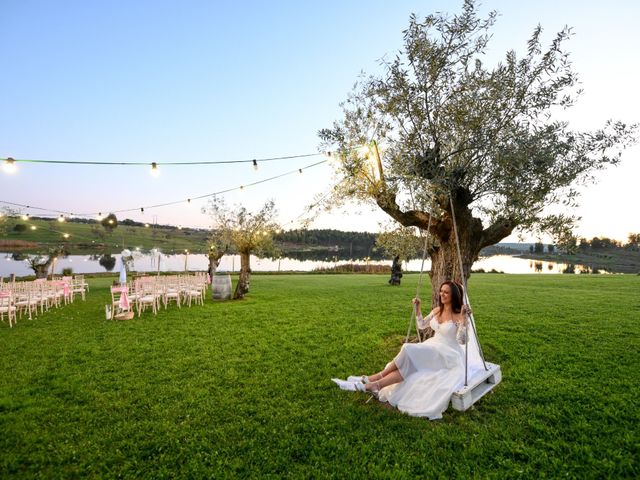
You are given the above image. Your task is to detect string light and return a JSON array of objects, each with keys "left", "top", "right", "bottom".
[
  {"left": 141, "top": 207, "right": 144, "bottom": 213},
  {"left": 252, "top": 159, "right": 258, "bottom": 171},
  {"left": 2, "top": 157, "right": 17, "bottom": 174},
  {"left": 58, "top": 215, "right": 65, "bottom": 222},
  {"left": 1, "top": 158, "right": 328, "bottom": 219},
  {"left": 21, "top": 214, "right": 29, "bottom": 221},
  {"left": 30, "top": 225, "right": 37, "bottom": 230},
  {"left": 0, "top": 152, "right": 324, "bottom": 167},
  {"left": 63, "top": 233, "right": 70, "bottom": 239},
  {"left": 150, "top": 162, "right": 159, "bottom": 177}
]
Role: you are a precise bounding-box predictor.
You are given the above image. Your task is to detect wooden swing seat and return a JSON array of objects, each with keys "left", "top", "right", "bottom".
[{"left": 451, "top": 362, "right": 502, "bottom": 411}]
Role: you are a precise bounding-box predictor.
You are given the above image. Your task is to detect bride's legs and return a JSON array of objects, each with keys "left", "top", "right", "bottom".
[
  {"left": 365, "top": 370, "right": 403, "bottom": 392},
  {"left": 368, "top": 361, "right": 399, "bottom": 382}
]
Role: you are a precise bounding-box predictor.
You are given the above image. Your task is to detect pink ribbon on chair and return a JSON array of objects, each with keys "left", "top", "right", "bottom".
[
  {"left": 0, "top": 291, "right": 10, "bottom": 298},
  {"left": 53, "top": 280, "right": 70, "bottom": 297},
  {"left": 112, "top": 286, "right": 130, "bottom": 310}
]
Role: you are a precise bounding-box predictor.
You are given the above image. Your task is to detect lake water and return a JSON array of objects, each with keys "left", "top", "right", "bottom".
[{"left": 0, "top": 252, "right": 603, "bottom": 278}]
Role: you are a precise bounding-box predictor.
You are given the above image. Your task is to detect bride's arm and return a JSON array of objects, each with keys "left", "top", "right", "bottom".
[
  {"left": 456, "top": 313, "right": 468, "bottom": 344},
  {"left": 415, "top": 305, "right": 437, "bottom": 330}
]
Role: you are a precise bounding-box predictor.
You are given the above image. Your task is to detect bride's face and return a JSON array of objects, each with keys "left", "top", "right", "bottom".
[{"left": 439, "top": 284, "right": 452, "bottom": 305}]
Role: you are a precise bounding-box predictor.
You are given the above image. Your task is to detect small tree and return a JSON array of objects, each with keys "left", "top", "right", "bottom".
[
  {"left": 26, "top": 246, "right": 67, "bottom": 279},
  {"left": 0, "top": 208, "right": 18, "bottom": 236},
  {"left": 207, "top": 231, "right": 230, "bottom": 280},
  {"left": 534, "top": 242, "right": 544, "bottom": 254},
  {"left": 547, "top": 244, "right": 555, "bottom": 254},
  {"left": 626, "top": 233, "right": 639, "bottom": 251},
  {"left": 375, "top": 224, "right": 423, "bottom": 262},
  {"left": 101, "top": 213, "right": 118, "bottom": 233},
  {"left": 204, "top": 197, "right": 280, "bottom": 299},
  {"left": 98, "top": 254, "right": 116, "bottom": 272},
  {"left": 90, "top": 224, "right": 106, "bottom": 241},
  {"left": 558, "top": 235, "right": 577, "bottom": 254}
]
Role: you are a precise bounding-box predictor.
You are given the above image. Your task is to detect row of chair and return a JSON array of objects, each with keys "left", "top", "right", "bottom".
[
  {"left": 110, "top": 273, "right": 209, "bottom": 319},
  {"left": 0, "top": 275, "right": 89, "bottom": 328}
]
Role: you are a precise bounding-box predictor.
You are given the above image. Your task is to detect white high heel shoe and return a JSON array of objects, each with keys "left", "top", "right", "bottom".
[
  {"left": 331, "top": 378, "right": 366, "bottom": 392},
  {"left": 347, "top": 375, "right": 369, "bottom": 384}
]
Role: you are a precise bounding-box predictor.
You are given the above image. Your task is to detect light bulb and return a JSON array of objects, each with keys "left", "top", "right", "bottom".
[{"left": 2, "top": 157, "right": 17, "bottom": 174}]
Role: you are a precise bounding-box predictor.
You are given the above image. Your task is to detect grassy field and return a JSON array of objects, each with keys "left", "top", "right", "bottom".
[
  {"left": 1, "top": 274, "right": 638, "bottom": 478},
  {"left": 1, "top": 217, "right": 210, "bottom": 253}
]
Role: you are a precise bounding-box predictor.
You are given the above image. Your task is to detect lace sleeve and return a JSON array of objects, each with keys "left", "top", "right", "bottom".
[
  {"left": 456, "top": 321, "right": 467, "bottom": 345},
  {"left": 416, "top": 311, "right": 433, "bottom": 330}
]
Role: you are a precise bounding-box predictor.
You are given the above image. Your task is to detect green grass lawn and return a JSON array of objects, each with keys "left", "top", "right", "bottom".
[{"left": 1, "top": 274, "right": 639, "bottom": 478}]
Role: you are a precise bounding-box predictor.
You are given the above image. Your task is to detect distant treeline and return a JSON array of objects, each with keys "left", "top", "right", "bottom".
[
  {"left": 536, "top": 234, "right": 640, "bottom": 254},
  {"left": 575, "top": 235, "right": 639, "bottom": 251},
  {"left": 274, "top": 229, "right": 380, "bottom": 259}
]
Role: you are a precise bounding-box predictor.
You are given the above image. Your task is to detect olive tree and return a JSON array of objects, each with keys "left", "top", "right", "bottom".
[
  {"left": 204, "top": 197, "right": 280, "bottom": 299},
  {"left": 26, "top": 246, "right": 68, "bottom": 279},
  {"left": 319, "top": 0, "right": 636, "bottom": 300},
  {"left": 375, "top": 224, "right": 423, "bottom": 263}
]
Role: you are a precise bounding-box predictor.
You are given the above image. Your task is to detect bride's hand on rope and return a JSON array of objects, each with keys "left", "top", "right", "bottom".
[
  {"left": 412, "top": 297, "right": 422, "bottom": 314},
  {"left": 462, "top": 304, "right": 472, "bottom": 323}
]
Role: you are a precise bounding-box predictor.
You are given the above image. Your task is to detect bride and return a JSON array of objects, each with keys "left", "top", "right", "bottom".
[{"left": 333, "top": 281, "right": 470, "bottom": 420}]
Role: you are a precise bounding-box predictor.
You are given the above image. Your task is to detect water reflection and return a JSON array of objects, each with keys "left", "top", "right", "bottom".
[
  {"left": 98, "top": 254, "right": 116, "bottom": 271},
  {"left": 0, "top": 252, "right": 610, "bottom": 277}
]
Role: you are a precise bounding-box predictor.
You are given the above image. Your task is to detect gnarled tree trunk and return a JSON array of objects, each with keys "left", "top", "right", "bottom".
[
  {"left": 29, "top": 258, "right": 54, "bottom": 279},
  {"left": 427, "top": 195, "right": 484, "bottom": 307},
  {"left": 233, "top": 251, "right": 251, "bottom": 299},
  {"left": 208, "top": 251, "right": 224, "bottom": 282},
  {"left": 377, "top": 188, "right": 510, "bottom": 310}
]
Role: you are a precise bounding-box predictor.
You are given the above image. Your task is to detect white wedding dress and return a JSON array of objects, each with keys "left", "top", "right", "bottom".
[{"left": 377, "top": 317, "right": 466, "bottom": 419}]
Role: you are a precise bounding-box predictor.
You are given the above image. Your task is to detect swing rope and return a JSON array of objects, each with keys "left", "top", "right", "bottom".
[
  {"left": 404, "top": 214, "right": 432, "bottom": 343},
  {"left": 449, "top": 194, "right": 489, "bottom": 380}
]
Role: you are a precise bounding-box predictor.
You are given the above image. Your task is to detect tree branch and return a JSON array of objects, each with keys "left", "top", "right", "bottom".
[
  {"left": 479, "top": 217, "right": 517, "bottom": 249},
  {"left": 374, "top": 189, "right": 446, "bottom": 237}
]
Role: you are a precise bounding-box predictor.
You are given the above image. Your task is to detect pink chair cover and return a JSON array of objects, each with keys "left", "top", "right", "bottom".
[{"left": 111, "top": 286, "right": 130, "bottom": 310}]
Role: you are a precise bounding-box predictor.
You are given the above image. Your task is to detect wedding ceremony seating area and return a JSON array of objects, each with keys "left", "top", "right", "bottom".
[
  {"left": 109, "top": 272, "right": 209, "bottom": 320},
  {"left": 0, "top": 275, "right": 88, "bottom": 327}
]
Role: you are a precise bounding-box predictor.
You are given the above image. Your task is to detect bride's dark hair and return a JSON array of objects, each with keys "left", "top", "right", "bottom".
[{"left": 438, "top": 281, "right": 463, "bottom": 314}]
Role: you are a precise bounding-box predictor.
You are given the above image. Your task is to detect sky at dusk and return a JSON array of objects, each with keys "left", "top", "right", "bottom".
[{"left": 1, "top": 0, "right": 638, "bottom": 242}]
